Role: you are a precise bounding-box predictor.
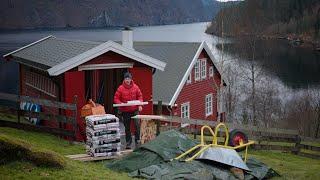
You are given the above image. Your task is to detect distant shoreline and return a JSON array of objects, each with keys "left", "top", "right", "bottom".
[
  {"left": 206, "top": 30, "right": 320, "bottom": 52},
  {"left": 0, "top": 26, "right": 123, "bottom": 33},
  {"left": 0, "top": 21, "right": 210, "bottom": 33}
]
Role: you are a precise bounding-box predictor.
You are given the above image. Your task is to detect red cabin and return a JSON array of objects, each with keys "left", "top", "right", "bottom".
[{"left": 4, "top": 29, "right": 166, "bottom": 141}]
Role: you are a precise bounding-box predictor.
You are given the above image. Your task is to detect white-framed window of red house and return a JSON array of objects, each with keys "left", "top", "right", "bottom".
[
  {"left": 205, "top": 93, "right": 213, "bottom": 117},
  {"left": 181, "top": 102, "right": 190, "bottom": 119},
  {"left": 209, "top": 66, "right": 214, "bottom": 77},
  {"left": 25, "top": 71, "right": 57, "bottom": 98},
  {"left": 194, "top": 60, "right": 200, "bottom": 81},
  {"left": 200, "top": 59, "right": 207, "bottom": 79},
  {"left": 186, "top": 73, "right": 192, "bottom": 84}
]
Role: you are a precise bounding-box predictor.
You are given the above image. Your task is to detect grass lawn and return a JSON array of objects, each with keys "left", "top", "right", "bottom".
[
  {"left": 250, "top": 150, "right": 320, "bottom": 179},
  {"left": 0, "top": 127, "right": 131, "bottom": 180},
  {"left": 1, "top": 127, "right": 320, "bottom": 179}
]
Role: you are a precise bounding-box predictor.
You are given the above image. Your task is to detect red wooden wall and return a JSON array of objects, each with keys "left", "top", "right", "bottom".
[
  {"left": 19, "top": 65, "right": 60, "bottom": 128},
  {"left": 129, "top": 67, "right": 153, "bottom": 115},
  {"left": 159, "top": 50, "right": 221, "bottom": 121},
  {"left": 64, "top": 71, "right": 86, "bottom": 141}
]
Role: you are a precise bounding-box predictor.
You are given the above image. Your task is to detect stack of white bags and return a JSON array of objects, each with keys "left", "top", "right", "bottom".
[{"left": 85, "top": 114, "right": 124, "bottom": 157}]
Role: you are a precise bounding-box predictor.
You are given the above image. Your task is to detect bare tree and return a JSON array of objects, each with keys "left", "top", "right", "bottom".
[{"left": 311, "top": 90, "right": 320, "bottom": 138}]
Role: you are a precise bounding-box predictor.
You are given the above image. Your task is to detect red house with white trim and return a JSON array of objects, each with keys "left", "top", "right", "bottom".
[
  {"left": 3, "top": 29, "right": 166, "bottom": 141},
  {"left": 144, "top": 41, "right": 225, "bottom": 121}
]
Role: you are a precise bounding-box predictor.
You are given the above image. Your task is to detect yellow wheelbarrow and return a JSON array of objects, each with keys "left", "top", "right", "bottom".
[{"left": 175, "top": 123, "right": 254, "bottom": 171}]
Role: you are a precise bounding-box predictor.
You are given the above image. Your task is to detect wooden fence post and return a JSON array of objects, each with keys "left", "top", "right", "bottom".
[
  {"left": 72, "top": 95, "right": 78, "bottom": 142},
  {"left": 292, "top": 135, "right": 301, "bottom": 155},
  {"left": 193, "top": 120, "right": 198, "bottom": 139},
  {"left": 156, "top": 101, "right": 162, "bottom": 136},
  {"left": 16, "top": 94, "right": 21, "bottom": 123}
]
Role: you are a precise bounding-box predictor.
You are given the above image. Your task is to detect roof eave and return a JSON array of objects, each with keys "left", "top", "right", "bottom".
[
  {"left": 3, "top": 35, "right": 54, "bottom": 58},
  {"left": 48, "top": 41, "right": 166, "bottom": 76},
  {"left": 167, "top": 41, "right": 227, "bottom": 106},
  {"left": 168, "top": 42, "right": 204, "bottom": 106},
  {"left": 202, "top": 41, "right": 228, "bottom": 86},
  {"left": 12, "top": 57, "right": 50, "bottom": 72}
]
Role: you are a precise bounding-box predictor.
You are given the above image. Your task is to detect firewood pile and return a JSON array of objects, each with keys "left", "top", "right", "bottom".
[
  {"left": 85, "top": 114, "right": 123, "bottom": 157},
  {"left": 140, "top": 119, "right": 157, "bottom": 144}
]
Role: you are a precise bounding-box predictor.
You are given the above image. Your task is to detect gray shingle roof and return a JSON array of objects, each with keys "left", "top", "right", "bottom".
[
  {"left": 134, "top": 42, "right": 201, "bottom": 104},
  {"left": 8, "top": 37, "right": 201, "bottom": 105},
  {"left": 12, "top": 36, "right": 100, "bottom": 70}
]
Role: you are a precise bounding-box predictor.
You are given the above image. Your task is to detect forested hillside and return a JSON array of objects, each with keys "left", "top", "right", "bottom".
[
  {"left": 0, "top": 0, "right": 223, "bottom": 30},
  {"left": 206, "top": 0, "right": 320, "bottom": 42}
]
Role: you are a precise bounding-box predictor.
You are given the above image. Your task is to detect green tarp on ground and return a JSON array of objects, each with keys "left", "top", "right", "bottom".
[
  {"left": 106, "top": 130, "right": 279, "bottom": 180},
  {"left": 127, "top": 158, "right": 279, "bottom": 180}
]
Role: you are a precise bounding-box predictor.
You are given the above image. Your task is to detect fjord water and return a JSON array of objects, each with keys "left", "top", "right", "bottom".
[{"left": 0, "top": 22, "right": 319, "bottom": 95}]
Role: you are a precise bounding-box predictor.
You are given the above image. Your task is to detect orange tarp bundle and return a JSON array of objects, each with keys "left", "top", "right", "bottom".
[{"left": 80, "top": 99, "right": 106, "bottom": 117}]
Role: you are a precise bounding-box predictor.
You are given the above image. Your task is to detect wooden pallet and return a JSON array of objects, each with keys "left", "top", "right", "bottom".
[{"left": 66, "top": 149, "right": 133, "bottom": 162}]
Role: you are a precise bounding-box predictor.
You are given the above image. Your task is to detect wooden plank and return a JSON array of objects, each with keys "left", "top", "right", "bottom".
[
  {"left": 66, "top": 154, "right": 91, "bottom": 159},
  {"left": 0, "top": 119, "right": 74, "bottom": 137},
  {"left": 0, "top": 92, "right": 19, "bottom": 102},
  {"left": 78, "top": 155, "right": 121, "bottom": 162},
  {"left": 0, "top": 107, "right": 18, "bottom": 115},
  {"left": 237, "top": 125, "right": 298, "bottom": 135},
  {"left": 19, "top": 110, "right": 75, "bottom": 123},
  {"left": 297, "top": 152, "right": 320, "bottom": 159},
  {"left": 113, "top": 101, "right": 148, "bottom": 107},
  {"left": 132, "top": 115, "right": 166, "bottom": 120},
  {"left": 299, "top": 144, "right": 320, "bottom": 152},
  {"left": 0, "top": 107, "right": 75, "bottom": 123},
  {"left": 160, "top": 116, "right": 299, "bottom": 135},
  {"left": 252, "top": 144, "right": 293, "bottom": 151},
  {"left": 180, "top": 127, "right": 298, "bottom": 143},
  {"left": 0, "top": 92, "right": 76, "bottom": 110},
  {"left": 252, "top": 135, "right": 298, "bottom": 143},
  {"left": 163, "top": 117, "right": 301, "bottom": 145},
  {"left": 20, "top": 96, "right": 76, "bottom": 110},
  {"left": 301, "top": 136, "right": 320, "bottom": 143},
  {"left": 66, "top": 150, "right": 133, "bottom": 161}
]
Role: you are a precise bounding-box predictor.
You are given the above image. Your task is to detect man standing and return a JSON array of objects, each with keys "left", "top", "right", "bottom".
[{"left": 114, "top": 72, "right": 143, "bottom": 148}]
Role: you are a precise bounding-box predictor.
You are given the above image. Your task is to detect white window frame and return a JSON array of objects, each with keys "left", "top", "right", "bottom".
[
  {"left": 209, "top": 66, "right": 214, "bottom": 77},
  {"left": 200, "top": 59, "right": 207, "bottom": 79},
  {"left": 205, "top": 94, "right": 213, "bottom": 116},
  {"left": 186, "top": 73, "right": 192, "bottom": 84},
  {"left": 181, "top": 102, "right": 190, "bottom": 119},
  {"left": 194, "top": 61, "right": 200, "bottom": 81}
]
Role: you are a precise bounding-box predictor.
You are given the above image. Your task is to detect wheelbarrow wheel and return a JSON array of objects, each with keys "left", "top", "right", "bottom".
[{"left": 228, "top": 129, "right": 248, "bottom": 152}]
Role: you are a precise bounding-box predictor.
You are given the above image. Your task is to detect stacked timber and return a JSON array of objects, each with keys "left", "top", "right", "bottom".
[{"left": 85, "top": 114, "right": 123, "bottom": 157}]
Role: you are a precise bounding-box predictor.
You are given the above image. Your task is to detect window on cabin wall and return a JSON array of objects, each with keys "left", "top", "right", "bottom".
[
  {"left": 181, "top": 102, "right": 190, "bottom": 118},
  {"left": 25, "top": 71, "right": 57, "bottom": 97},
  {"left": 201, "top": 59, "right": 207, "bottom": 79},
  {"left": 205, "top": 94, "right": 213, "bottom": 116},
  {"left": 186, "top": 73, "right": 191, "bottom": 84},
  {"left": 209, "top": 66, "right": 214, "bottom": 77},
  {"left": 194, "top": 61, "right": 200, "bottom": 81}
]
